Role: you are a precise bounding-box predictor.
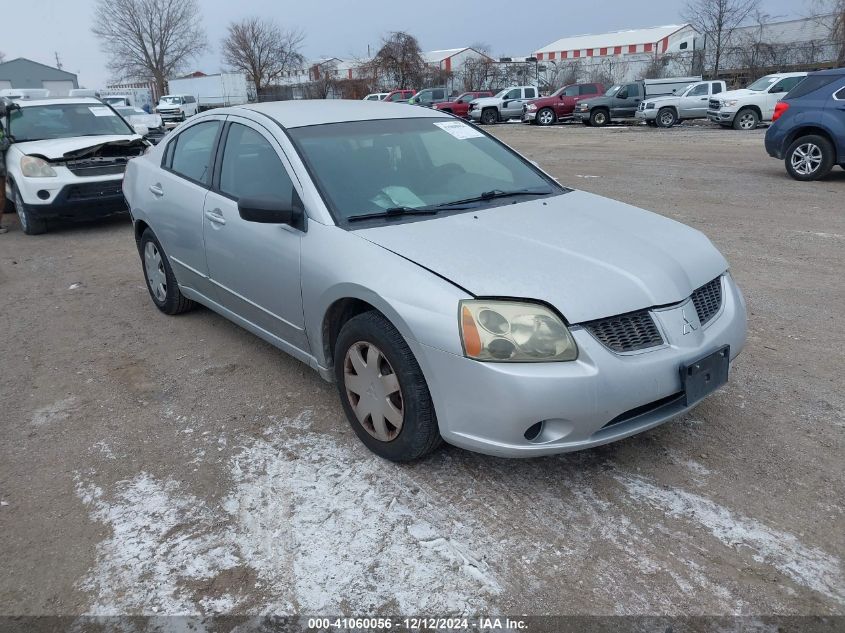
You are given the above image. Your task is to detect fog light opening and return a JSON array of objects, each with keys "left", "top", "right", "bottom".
[
  {"left": 524, "top": 421, "right": 544, "bottom": 442},
  {"left": 37, "top": 190, "right": 50, "bottom": 200}
]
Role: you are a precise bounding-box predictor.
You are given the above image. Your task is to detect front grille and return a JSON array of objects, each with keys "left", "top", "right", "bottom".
[
  {"left": 709, "top": 98, "right": 721, "bottom": 110},
  {"left": 583, "top": 310, "right": 664, "bottom": 353},
  {"left": 691, "top": 276, "right": 723, "bottom": 326},
  {"left": 65, "top": 181, "right": 123, "bottom": 201},
  {"left": 601, "top": 392, "right": 685, "bottom": 429},
  {"left": 638, "top": 102, "right": 645, "bottom": 111},
  {"left": 66, "top": 160, "right": 128, "bottom": 177}
]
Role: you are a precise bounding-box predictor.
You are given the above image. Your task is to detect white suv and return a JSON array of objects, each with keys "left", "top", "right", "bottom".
[
  {"left": 155, "top": 94, "right": 198, "bottom": 123},
  {"left": 468, "top": 86, "right": 539, "bottom": 124},
  {"left": 2, "top": 97, "right": 148, "bottom": 235},
  {"left": 707, "top": 72, "right": 807, "bottom": 130}
]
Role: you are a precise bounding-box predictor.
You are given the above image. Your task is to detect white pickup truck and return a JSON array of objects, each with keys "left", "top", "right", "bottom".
[
  {"left": 635, "top": 80, "right": 727, "bottom": 127},
  {"left": 706, "top": 72, "right": 807, "bottom": 130}
]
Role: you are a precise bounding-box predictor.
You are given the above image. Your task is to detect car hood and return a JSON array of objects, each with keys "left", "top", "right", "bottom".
[
  {"left": 471, "top": 97, "right": 501, "bottom": 106},
  {"left": 12, "top": 134, "right": 144, "bottom": 160},
  {"left": 645, "top": 94, "right": 680, "bottom": 105},
  {"left": 580, "top": 96, "right": 612, "bottom": 107},
  {"left": 714, "top": 88, "right": 756, "bottom": 101},
  {"left": 356, "top": 190, "right": 728, "bottom": 323}
]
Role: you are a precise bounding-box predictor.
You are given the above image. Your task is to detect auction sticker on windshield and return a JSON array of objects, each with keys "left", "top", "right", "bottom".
[
  {"left": 89, "top": 106, "right": 116, "bottom": 117},
  {"left": 433, "top": 120, "right": 484, "bottom": 139}
]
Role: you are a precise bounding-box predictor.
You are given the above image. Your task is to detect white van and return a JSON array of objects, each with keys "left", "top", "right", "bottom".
[{"left": 154, "top": 94, "right": 198, "bottom": 123}]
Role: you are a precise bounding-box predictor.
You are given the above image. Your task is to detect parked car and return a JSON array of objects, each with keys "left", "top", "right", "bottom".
[
  {"left": 382, "top": 89, "right": 416, "bottom": 103},
  {"left": 123, "top": 100, "right": 747, "bottom": 461},
  {"left": 408, "top": 88, "right": 450, "bottom": 107},
  {"left": 574, "top": 77, "right": 702, "bottom": 126},
  {"left": 114, "top": 106, "right": 166, "bottom": 144},
  {"left": 468, "top": 86, "right": 539, "bottom": 124},
  {"left": 522, "top": 83, "right": 604, "bottom": 126},
  {"left": 432, "top": 91, "right": 494, "bottom": 118},
  {"left": 363, "top": 93, "right": 389, "bottom": 101},
  {"left": 1, "top": 97, "right": 148, "bottom": 235},
  {"left": 764, "top": 68, "right": 845, "bottom": 181},
  {"left": 155, "top": 94, "right": 199, "bottom": 123},
  {"left": 707, "top": 72, "right": 807, "bottom": 130},
  {"left": 636, "top": 80, "right": 727, "bottom": 127},
  {"left": 102, "top": 95, "right": 133, "bottom": 108}
]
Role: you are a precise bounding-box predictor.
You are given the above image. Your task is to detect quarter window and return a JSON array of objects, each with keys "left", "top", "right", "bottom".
[
  {"left": 712, "top": 82, "right": 723, "bottom": 95},
  {"left": 525, "top": 88, "right": 537, "bottom": 98},
  {"left": 219, "top": 123, "right": 294, "bottom": 203},
  {"left": 169, "top": 120, "right": 220, "bottom": 185},
  {"left": 836, "top": 87, "right": 845, "bottom": 100}
]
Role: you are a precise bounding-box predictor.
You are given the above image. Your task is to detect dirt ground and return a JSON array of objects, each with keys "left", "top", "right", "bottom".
[{"left": 0, "top": 123, "right": 843, "bottom": 618}]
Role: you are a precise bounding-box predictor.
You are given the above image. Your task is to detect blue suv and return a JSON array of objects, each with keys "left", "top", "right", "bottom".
[{"left": 765, "top": 68, "right": 845, "bottom": 181}]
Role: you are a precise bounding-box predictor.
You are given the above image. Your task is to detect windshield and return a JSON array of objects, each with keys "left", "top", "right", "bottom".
[
  {"left": 160, "top": 96, "right": 182, "bottom": 105},
  {"left": 288, "top": 117, "right": 559, "bottom": 223},
  {"left": 8, "top": 103, "right": 134, "bottom": 142},
  {"left": 494, "top": 89, "right": 508, "bottom": 98},
  {"left": 747, "top": 76, "right": 778, "bottom": 91},
  {"left": 604, "top": 85, "right": 621, "bottom": 96}
]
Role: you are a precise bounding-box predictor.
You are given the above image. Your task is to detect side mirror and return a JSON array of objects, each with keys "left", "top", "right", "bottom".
[
  {"left": 133, "top": 123, "right": 149, "bottom": 136},
  {"left": 238, "top": 196, "right": 299, "bottom": 225}
]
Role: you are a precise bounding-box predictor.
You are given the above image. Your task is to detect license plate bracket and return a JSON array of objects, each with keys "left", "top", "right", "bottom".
[{"left": 681, "top": 345, "right": 730, "bottom": 407}]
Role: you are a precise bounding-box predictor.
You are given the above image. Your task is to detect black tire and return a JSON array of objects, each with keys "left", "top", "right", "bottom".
[
  {"left": 589, "top": 109, "right": 609, "bottom": 127},
  {"left": 581, "top": 120, "right": 592, "bottom": 126},
  {"left": 733, "top": 108, "right": 759, "bottom": 130},
  {"left": 480, "top": 108, "right": 498, "bottom": 125},
  {"left": 138, "top": 228, "right": 195, "bottom": 315},
  {"left": 784, "top": 134, "right": 835, "bottom": 181},
  {"left": 334, "top": 311, "right": 441, "bottom": 461},
  {"left": 646, "top": 120, "right": 657, "bottom": 127},
  {"left": 536, "top": 107, "right": 556, "bottom": 126},
  {"left": 656, "top": 107, "right": 677, "bottom": 128},
  {"left": 12, "top": 184, "right": 47, "bottom": 235}
]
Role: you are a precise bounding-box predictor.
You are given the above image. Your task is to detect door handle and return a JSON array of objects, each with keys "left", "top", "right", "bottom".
[
  {"left": 149, "top": 184, "right": 163, "bottom": 196},
  {"left": 205, "top": 209, "right": 226, "bottom": 225}
]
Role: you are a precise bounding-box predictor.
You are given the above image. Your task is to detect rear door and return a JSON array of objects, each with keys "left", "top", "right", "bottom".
[
  {"left": 148, "top": 115, "right": 225, "bottom": 298},
  {"left": 202, "top": 116, "right": 309, "bottom": 351}
]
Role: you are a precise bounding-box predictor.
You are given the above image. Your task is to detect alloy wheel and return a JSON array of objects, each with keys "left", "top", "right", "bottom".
[
  {"left": 144, "top": 241, "right": 167, "bottom": 302},
  {"left": 790, "top": 143, "right": 823, "bottom": 176},
  {"left": 538, "top": 109, "right": 554, "bottom": 125},
  {"left": 659, "top": 110, "right": 675, "bottom": 126},
  {"left": 343, "top": 341, "right": 404, "bottom": 442},
  {"left": 738, "top": 112, "right": 757, "bottom": 129}
]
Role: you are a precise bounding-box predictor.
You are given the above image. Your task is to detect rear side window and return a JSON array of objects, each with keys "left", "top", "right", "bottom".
[
  {"left": 785, "top": 74, "right": 842, "bottom": 100},
  {"left": 836, "top": 87, "right": 845, "bottom": 100},
  {"left": 525, "top": 87, "right": 537, "bottom": 98},
  {"left": 169, "top": 120, "right": 220, "bottom": 185},
  {"left": 579, "top": 84, "right": 596, "bottom": 95},
  {"left": 712, "top": 82, "right": 723, "bottom": 95},
  {"left": 433, "top": 89, "right": 445, "bottom": 100},
  {"left": 219, "top": 123, "right": 294, "bottom": 202}
]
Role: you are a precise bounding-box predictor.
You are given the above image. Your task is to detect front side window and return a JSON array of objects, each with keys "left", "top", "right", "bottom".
[
  {"left": 770, "top": 76, "right": 804, "bottom": 94},
  {"left": 689, "top": 84, "right": 709, "bottom": 97},
  {"left": 624, "top": 83, "right": 640, "bottom": 98},
  {"left": 289, "top": 118, "right": 558, "bottom": 223},
  {"left": 505, "top": 89, "right": 520, "bottom": 99},
  {"left": 219, "top": 123, "right": 293, "bottom": 202},
  {"left": 8, "top": 103, "right": 134, "bottom": 142},
  {"left": 169, "top": 120, "right": 220, "bottom": 184}
]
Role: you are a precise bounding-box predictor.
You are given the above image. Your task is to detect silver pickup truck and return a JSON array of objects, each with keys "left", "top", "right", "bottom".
[
  {"left": 635, "top": 80, "right": 727, "bottom": 127},
  {"left": 468, "top": 86, "right": 539, "bottom": 124}
]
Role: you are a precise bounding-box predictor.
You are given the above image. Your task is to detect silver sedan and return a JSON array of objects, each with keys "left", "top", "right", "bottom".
[{"left": 123, "top": 100, "right": 747, "bottom": 461}]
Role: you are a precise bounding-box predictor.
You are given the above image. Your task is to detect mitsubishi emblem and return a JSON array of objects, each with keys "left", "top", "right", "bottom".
[{"left": 682, "top": 308, "right": 698, "bottom": 335}]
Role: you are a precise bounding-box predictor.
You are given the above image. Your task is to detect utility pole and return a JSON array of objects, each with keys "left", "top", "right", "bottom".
[{"left": 54, "top": 52, "right": 63, "bottom": 70}]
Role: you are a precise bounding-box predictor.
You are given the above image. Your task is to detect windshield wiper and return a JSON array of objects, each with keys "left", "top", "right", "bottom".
[
  {"left": 347, "top": 206, "right": 441, "bottom": 223},
  {"left": 435, "top": 188, "right": 552, "bottom": 208}
]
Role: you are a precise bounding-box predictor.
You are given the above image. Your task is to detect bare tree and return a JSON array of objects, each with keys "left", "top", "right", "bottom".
[
  {"left": 683, "top": 0, "right": 760, "bottom": 77},
  {"left": 0, "top": 51, "right": 6, "bottom": 64},
  {"left": 642, "top": 51, "right": 673, "bottom": 78},
  {"left": 222, "top": 17, "right": 304, "bottom": 95},
  {"left": 371, "top": 32, "right": 426, "bottom": 89},
  {"left": 809, "top": 0, "right": 845, "bottom": 65},
  {"left": 92, "top": 0, "right": 208, "bottom": 98}
]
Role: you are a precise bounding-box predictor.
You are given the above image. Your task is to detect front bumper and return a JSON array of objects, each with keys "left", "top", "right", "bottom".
[
  {"left": 410, "top": 274, "right": 747, "bottom": 457},
  {"left": 707, "top": 109, "right": 736, "bottom": 124},
  {"left": 573, "top": 110, "right": 590, "bottom": 122},
  {"left": 158, "top": 110, "right": 185, "bottom": 122},
  {"left": 19, "top": 178, "right": 127, "bottom": 219},
  {"left": 467, "top": 109, "right": 482, "bottom": 122},
  {"left": 635, "top": 109, "right": 657, "bottom": 121}
]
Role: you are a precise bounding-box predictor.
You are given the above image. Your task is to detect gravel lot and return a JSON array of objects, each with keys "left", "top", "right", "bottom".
[{"left": 0, "top": 123, "right": 843, "bottom": 618}]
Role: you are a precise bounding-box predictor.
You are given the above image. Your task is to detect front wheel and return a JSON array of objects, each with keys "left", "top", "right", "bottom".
[
  {"left": 784, "top": 135, "right": 834, "bottom": 181},
  {"left": 480, "top": 108, "right": 498, "bottom": 125},
  {"left": 334, "top": 311, "right": 441, "bottom": 461},
  {"left": 733, "top": 108, "right": 759, "bottom": 130},
  {"left": 139, "top": 228, "right": 195, "bottom": 315},
  {"left": 536, "top": 107, "right": 555, "bottom": 126},
  {"left": 656, "top": 107, "right": 677, "bottom": 128},
  {"left": 13, "top": 185, "right": 47, "bottom": 235},
  {"left": 590, "top": 109, "right": 609, "bottom": 127}
]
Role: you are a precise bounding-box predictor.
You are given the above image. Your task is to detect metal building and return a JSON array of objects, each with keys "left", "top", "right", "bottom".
[{"left": 0, "top": 57, "right": 79, "bottom": 96}]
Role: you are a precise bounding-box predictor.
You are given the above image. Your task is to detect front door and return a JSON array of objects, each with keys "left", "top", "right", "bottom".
[
  {"left": 679, "top": 83, "right": 710, "bottom": 118},
  {"left": 613, "top": 83, "right": 642, "bottom": 117},
  {"left": 202, "top": 117, "right": 309, "bottom": 351}
]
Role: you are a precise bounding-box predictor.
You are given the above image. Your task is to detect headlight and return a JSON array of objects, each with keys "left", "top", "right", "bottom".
[
  {"left": 723, "top": 99, "right": 738, "bottom": 107},
  {"left": 646, "top": 103, "right": 655, "bottom": 110},
  {"left": 459, "top": 300, "right": 578, "bottom": 362},
  {"left": 578, "top": 103, "right": 589, "bottom": 111},
  {"left": 20, "top": 155, "right": 57, "bottom": 178},
  {"left": 527, "top": 103, "right": 537, "bottom": 111}
]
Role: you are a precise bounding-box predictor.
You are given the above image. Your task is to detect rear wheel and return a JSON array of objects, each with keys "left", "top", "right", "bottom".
[
  {"left": 784, "top": 135, "right": 834, "bottom": 181},
  {"left": 139, "top": 228, "right": 195, "bottom": 315},
  {"left": 13, "top": 185, "right": 47, "bottom": 235},
  {"left": 481, "top": 108, "right": 498, "bottom": 125},
  {"left": 656, "top": 107, "right": 677, "bottom": 128},
  {"left": 536, "top": 107, "right": 556, "bottom": 126},
  {"left": 733, "top": 108, "right": 759, "bottom": 130},
  {"left": 334, "top": 311, "right": 441, "bottom": 461},
  {"left": 590, "top": 109, "right": 609, "bottom": 127}
]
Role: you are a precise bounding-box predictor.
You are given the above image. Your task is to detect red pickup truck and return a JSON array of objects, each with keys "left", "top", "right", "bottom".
[
  {"left": 433, "top": 91, "right": 494, "bottom": 118},
  {"left": 522, "top": 83, "right": 605, "bottom": 125}
]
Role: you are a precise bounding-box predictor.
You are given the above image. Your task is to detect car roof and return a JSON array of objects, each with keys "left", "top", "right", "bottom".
[
  {"left": 810, "top": 67, "right": 845, "bottom": 76},
  {"left": 231, "top": 99, "right": 449, "bottom": 128},
  {"left": 16, "top": 97, "right": 105, "bottom": 107}
]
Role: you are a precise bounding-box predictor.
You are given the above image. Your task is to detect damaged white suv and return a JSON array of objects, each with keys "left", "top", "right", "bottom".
[{"left": 2, "top": 97, "right": 148, "bottom": 234}]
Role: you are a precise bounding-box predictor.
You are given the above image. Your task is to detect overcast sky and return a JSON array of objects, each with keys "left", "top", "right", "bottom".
[{"left": 3, "top": 0, "right": 808, "bottom": 88}]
